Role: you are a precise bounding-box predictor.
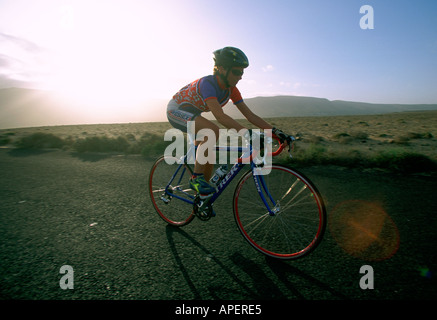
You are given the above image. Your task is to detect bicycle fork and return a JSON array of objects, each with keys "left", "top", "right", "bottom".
[{"left": 252, "top": 170, "right": 279, "bottom": 216}]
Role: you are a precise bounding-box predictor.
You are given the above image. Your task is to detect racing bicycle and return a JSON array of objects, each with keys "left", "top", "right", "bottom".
[{"left": 148, "top": 132, "right": 326, "bottom": 260}]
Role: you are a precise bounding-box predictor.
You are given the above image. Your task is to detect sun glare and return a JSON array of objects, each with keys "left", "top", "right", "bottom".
[
  {"left": 43, "top": 1, "right": 197, "bottom": 115},
  {"left": 2, "top": 0, "right": 227, "bottom": 122}
]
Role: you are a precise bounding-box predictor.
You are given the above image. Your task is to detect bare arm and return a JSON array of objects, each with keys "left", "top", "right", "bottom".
[
  {"left": 236, "top": 102, "right": 291, "bottom": 146},
  {"left": 235, "top": 101, "right": 273, "bottom": 130},
  {"left": 206, "top": 99, "right": 247, "bottom": 131}
]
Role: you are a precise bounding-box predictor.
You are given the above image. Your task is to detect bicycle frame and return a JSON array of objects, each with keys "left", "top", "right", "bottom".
[
  {"left": 151, "top": 132, "right": 327, "bottom": 260},
  {"left": 163, "top": 139, "right": 283, "bottom": 216}
]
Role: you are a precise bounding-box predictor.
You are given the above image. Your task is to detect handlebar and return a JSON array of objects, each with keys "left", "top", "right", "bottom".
[{"left": 237, "top": 133, "right": 295, "bottom": 164}]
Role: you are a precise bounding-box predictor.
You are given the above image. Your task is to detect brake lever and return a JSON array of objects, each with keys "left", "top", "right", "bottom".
[{"left": 287, "top": 136, "right": 296, "bottom": 158}]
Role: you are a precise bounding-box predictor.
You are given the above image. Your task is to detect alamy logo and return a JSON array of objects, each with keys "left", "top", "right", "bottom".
[
  {"left": 163, "top": 121, "right": 272, "bottom": 174},
  {"left": 360, "top": 5, "right": 374, "bottom": 30},
  {"left": 59, "top": 265, "right": 74, "bottom": 290},
  {"left": 359, "top": 265, "right": 374, "bottom": 290}
]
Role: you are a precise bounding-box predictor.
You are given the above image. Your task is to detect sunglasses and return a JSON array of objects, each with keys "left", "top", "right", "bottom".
[{"left": 230, "top": 69, "right": 244, "bottom": 77}]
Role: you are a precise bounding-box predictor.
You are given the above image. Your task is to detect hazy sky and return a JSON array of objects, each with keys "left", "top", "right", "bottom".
[{"left": 1, "top": 0, "right": 436, "bottom": 109}]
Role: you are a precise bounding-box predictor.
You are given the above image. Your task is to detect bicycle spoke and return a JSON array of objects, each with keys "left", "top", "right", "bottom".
[
  {"left": 149, "top": 156, "right": 195, "bottom": 226},
  {"left": 233, "top": 165, "right": 326, "bottom": 259},
  {"left": 280, "top": 179, "right": 299, "bottom": 201},
  {"left": 237, "top": 194, "right": 274, "bottom": 214},
  {"left": 281, "top": 184, "right": 308, "bottom": 210}
]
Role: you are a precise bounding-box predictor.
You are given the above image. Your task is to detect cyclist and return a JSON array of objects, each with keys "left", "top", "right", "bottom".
[{"left": 167, "top": 46, "right": 292, "bottom": 197}]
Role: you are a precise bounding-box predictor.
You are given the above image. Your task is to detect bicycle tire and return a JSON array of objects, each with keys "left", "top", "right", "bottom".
[
  {"left": 233, "top": 164, "right": 326, "bottom": 260},
  {"left": 149, "top": 155, "right": 195, "bottom": 227}
]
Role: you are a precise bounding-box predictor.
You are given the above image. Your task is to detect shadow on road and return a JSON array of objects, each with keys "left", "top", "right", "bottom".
[
  {"left": 165, "top": 225, "right": 348, "bottom": 300},
  {"left": 165, "top": 225, "right": 256, "bottom": 299},
  {"left": 265, "top": 257, "right": 349, "bottom": 300}
]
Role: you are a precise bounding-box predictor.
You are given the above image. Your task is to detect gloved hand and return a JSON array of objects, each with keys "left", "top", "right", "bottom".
[{"left": 272, "top": 127, "right": 295, "bottom": 146}]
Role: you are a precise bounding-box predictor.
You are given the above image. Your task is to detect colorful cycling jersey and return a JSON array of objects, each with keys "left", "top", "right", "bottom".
[{"left": 172, "top": 75, "right": 243, "bottom": 112}]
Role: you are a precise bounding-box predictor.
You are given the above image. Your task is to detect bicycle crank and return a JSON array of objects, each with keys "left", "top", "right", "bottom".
[{"left": 193, "top": 195, "right": 215, "bottom": 221}]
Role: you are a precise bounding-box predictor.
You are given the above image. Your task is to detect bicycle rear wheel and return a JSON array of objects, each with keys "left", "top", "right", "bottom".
[
  {"left": 233, "top": 164, "right": 326, "bottom": 259},
  {"left": 149, "top": 156, "right": 195, "bottom": 226}
]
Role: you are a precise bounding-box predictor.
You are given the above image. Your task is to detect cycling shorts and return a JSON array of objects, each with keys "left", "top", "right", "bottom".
[{"left": 167, "top": 99, "right": 202, "bottom": 132}]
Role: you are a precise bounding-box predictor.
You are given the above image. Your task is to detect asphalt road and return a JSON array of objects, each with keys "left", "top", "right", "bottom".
[{"left": 0, "top": 148, "right": 436, "bottom": 302}]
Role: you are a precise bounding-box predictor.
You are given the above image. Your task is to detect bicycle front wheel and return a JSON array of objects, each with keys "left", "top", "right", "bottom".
[
  {"left": 233, "top": 164, "right": 326, "bottom": 259},
  {"left": 149, "top": 156, "right": 195, "bottom": 227}
]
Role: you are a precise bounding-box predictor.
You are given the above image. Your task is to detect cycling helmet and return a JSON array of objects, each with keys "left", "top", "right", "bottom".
[{"left": 213, "top": 47, "right": 249, "bottom": 69}]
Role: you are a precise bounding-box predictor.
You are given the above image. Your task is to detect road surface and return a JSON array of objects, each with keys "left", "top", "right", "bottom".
[{"left": 0, "top": 148, "right": 436, "bottom": 302}]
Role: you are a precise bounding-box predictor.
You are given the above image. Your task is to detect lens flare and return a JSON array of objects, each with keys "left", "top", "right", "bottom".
[
  {"left": 418, "top": 266, "right": 432, "bottom": 279},
  {"left": 329, "top": 200, "right": 400, "bottom": 261}
]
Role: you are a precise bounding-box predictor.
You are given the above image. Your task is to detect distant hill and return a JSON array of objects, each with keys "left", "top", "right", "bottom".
[
  {"left": 1, "top": 87, "right": 436, "bottom": 129},
  {"left": 215, "top": 95, "right": 437, "bottom": 119}
]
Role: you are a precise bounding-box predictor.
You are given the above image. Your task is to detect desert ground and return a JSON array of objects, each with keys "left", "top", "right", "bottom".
[{"left": 1, "top": 110, "right": 436, "bottom": 171}]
